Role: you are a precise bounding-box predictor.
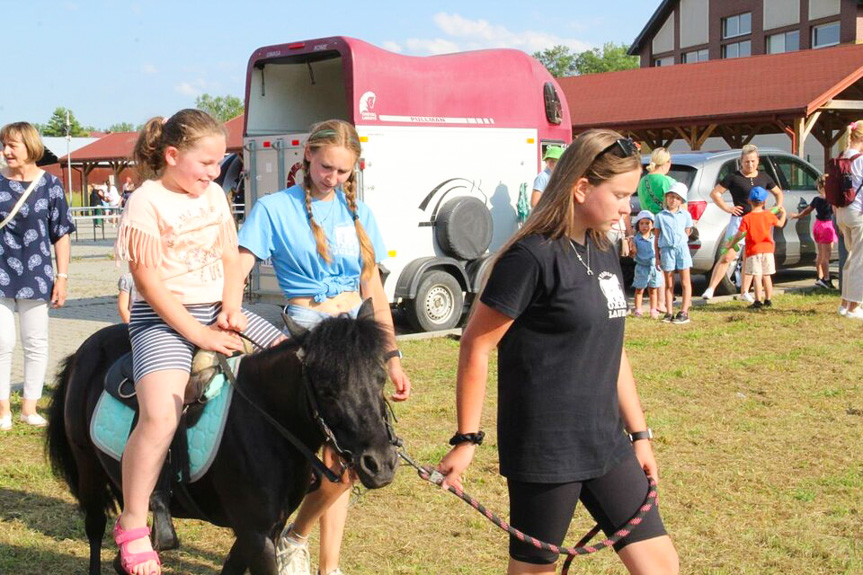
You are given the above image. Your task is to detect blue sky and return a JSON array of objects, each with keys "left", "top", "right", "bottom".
[{"left": 2, "top": 0, "right": 659, "bottom": 130}]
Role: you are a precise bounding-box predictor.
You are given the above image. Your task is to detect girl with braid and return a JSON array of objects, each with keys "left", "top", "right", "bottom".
[{"left": 238, "top": 119, "right": 411, "bottom": 575}]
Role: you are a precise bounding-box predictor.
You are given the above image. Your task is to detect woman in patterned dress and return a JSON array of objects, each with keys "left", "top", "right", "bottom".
[{"left": 0, "top": 121, "right": 75, "bottom": 430}]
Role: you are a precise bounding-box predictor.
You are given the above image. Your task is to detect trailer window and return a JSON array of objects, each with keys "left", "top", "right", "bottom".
[{"left": 543, "top": 83, "right": 562, "bottom": 125}]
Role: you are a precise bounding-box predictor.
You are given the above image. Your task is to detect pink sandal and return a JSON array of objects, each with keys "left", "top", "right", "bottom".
[{"left": 113, "top": 519, "right": 161, "bottom": 575}]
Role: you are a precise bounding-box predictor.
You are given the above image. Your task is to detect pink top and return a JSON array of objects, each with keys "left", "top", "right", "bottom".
[{"left": 115, "top": 180, "right": 237, "bottom": 305}]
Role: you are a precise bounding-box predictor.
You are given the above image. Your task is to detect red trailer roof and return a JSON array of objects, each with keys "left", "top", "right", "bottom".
[{"left": 245, "top": 36, "right": 571, "bottom": 140}]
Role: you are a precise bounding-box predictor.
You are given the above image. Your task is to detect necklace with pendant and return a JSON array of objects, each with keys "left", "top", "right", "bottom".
[{"left": 569, "top": 238, "right": 593, "bottom": 276}]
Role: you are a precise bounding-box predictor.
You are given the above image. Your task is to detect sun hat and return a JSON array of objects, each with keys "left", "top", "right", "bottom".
[
  {"left": 749, "top": 186, "right": 768, "bottom": 202},
  {"left": 632, "top": 209, "right": 654, "bottom": 226},
  {"left": 665, "top": 181, "right": 688, "bottom": 202},
  {"left": 543, "top": 146, "right": 564, "bottom": 161}
]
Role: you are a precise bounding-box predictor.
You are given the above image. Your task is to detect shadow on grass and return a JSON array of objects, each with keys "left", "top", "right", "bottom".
[{"left": 0, "top": 487, "right": 229, "bottom": 572}]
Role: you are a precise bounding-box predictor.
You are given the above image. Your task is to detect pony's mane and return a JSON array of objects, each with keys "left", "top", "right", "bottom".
[
  {"left": 240, "top": 312, "right": 388, "bottom": 371},
  {"left": 302, "top": 313, "right": 388, "bottom": 367}
]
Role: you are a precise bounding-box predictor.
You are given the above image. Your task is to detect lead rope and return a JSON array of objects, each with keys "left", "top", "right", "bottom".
[{"left": 397, "top": 450, "right": 658, "bottom": 575}]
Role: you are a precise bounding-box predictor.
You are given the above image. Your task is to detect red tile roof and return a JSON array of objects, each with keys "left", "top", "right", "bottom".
[
  {"left": 558, "top": 43, "right": 863, "bottom": 131},
  {"left": 59, "top": 131, "right": 138, "bottom": 163},
  {"left": 61, "top": 115, "right": 246, "bottom": 163}
]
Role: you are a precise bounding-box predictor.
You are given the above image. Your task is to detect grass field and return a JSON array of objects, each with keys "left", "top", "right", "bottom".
[{"left": 1, "top": 291, "right": 861, "bottom": 574}]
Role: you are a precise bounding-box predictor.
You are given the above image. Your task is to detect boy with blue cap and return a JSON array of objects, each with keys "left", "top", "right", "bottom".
[{"left": 726, "top": 186, "right": 787, "bottom": 309}]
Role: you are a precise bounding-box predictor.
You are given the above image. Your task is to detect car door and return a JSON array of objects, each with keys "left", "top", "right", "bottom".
[{"left": 765, "top": 154, "right": 820, "bottom": 266}]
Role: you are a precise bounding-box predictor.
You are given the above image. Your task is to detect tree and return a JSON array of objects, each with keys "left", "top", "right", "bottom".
[
  {"left": 195, "top": 94, "right": 244, "bottom": 122},
  {"left": 533, "top": 42, "right": 639, "bottom": 78},
  {"left": 532, "top": 45, "right": 577, "bottom": 78},
  {"left": 107, "top": 122, "right": 136, "bottom": 133},
  {"left": 40, "top": 107, "right": 89, "bottom": 137},
  {"left": 574, "top": 42, "right": 639, "bottom": 75}
]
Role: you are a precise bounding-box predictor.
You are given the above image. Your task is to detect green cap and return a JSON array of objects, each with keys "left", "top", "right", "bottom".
[{"left": 543, "top": 146, "right": 564, "bottom": 160}]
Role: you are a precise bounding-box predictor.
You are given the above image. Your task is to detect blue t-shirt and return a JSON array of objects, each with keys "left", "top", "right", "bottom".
[
  {"left": 238, "top": 186, "right": 387, "bottom": 302},
  {"left": 633, "top": 233, "right": 656, "bottom": 266},
  {"left": 654, "top": 208, "right": 692, "bottom": 249},
  {"left": 532, "top": 168, "right": 551, "bottom": 193},
  {"left": 0, "top": 172, "right": 76, "bottom": 301}
]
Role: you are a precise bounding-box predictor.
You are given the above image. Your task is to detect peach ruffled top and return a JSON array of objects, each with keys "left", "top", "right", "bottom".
[{"left": 115, "top": 180, "right": 237, "bottom": 304}]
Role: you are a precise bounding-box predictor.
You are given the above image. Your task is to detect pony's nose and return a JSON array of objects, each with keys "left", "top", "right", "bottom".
[{"left": 358, "top": 448, "right": 398, "bottom": 487}]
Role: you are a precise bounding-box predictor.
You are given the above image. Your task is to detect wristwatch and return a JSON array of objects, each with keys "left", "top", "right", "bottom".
[
  {"left": 628, "top": 429, "right": 654, "bottom": 443},
  {"left": 383, "top": 349, "right": 403, "bottom": 361}
]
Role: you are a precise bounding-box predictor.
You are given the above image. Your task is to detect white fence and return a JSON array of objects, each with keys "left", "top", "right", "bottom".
[{"left": 70, "top": 204, "right": 245, "bottom": 242}]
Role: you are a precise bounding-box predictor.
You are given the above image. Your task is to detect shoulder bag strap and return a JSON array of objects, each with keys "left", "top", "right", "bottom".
[{"left": 0, "top": 169, "right": 45, "bottom": 231}]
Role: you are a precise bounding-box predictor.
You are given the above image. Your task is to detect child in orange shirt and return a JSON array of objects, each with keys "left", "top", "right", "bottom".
[{"left": 727, "top": 186, "right": 787, "bottom": 309}]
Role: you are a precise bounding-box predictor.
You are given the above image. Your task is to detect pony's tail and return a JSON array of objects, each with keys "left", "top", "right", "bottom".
[{"left": 45, "top": 354, "right": 81, "bottom": 501}]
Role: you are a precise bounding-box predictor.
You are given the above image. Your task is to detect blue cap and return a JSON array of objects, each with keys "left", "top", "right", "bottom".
[{"left": 749, "top": 186, "right": 768, "bottom": 202}]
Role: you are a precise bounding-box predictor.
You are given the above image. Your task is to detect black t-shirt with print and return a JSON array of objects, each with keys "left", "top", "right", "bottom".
[
  {"left": 480, "top": 233, "right": 632, "bottom": 483},
  {"left": 719, "top": 171, "right": 777, "bottom": 215}
]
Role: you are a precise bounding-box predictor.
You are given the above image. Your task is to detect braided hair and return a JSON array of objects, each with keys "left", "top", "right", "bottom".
[{"left": 301, "top": 120, "right": 376, "bottom": 280}]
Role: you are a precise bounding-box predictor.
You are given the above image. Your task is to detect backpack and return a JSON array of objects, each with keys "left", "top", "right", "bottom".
[{"left": 824, "top": 152, "right": 863, "bottom": 207}]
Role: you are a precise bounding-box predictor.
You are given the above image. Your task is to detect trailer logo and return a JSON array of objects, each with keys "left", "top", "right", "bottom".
[{"left": 359, "top": 91, "right": 377, "bottom": 121}]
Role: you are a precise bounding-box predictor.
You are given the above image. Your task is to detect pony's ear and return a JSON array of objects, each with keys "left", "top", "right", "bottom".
[
  {"left": 358, "top": 298, "right": 375, "bottom": 321},
  {"left": 281, "top": 311, "right": 309, "bottom": 341}
]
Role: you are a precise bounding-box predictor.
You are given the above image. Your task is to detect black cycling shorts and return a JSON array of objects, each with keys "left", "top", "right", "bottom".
[{"left": 507, "top": 450, "right": 667, "bottom": 565}]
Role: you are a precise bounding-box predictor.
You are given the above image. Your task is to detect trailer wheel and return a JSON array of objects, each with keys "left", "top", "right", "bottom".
[{"left": 406, "top": 271, "right": 464, "bottom": 332}]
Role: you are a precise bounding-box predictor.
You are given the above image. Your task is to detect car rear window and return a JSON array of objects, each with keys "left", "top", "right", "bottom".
[{"left": 668, "top": 165, "right": 697, "bottom": 189}]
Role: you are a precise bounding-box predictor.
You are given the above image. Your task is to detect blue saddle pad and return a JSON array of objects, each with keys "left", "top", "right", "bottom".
[{"left": 90, "top": 356, "right": 239, "bottom": 482}]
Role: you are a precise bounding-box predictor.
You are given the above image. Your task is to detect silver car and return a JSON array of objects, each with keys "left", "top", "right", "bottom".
[{"left": 634, "top": 148, "right": 830, "bottom": 294}]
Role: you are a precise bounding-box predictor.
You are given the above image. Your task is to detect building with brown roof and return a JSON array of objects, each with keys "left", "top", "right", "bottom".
[
  {"left": 629, "top": 0, "right": 863, "bottom": 68},
  {"left": 558, "top": 42, "right": 863, "bottom": 168}
]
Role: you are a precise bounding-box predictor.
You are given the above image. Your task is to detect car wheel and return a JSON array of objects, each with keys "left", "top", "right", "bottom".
[{"left": 405, "top": 271, "right": 464, "bottom": 332}]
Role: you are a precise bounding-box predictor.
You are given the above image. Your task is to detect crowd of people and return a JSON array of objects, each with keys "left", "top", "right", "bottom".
[{"left": 2, "top": 112, "right": 862, "bottom": 575}]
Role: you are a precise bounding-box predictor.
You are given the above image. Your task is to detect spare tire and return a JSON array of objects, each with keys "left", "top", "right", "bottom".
[{"left": 434, "top": 197, "right": 493, "bottom": 260}]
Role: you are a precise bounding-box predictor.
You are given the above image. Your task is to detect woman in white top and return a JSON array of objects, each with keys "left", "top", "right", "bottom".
[{"left": 836, "top": 120, "right": 863, "bottom": 320}]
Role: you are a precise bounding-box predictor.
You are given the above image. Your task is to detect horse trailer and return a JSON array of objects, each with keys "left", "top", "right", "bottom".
[{"left": 242, "top": 36, "right": 572, "bottom": 331}]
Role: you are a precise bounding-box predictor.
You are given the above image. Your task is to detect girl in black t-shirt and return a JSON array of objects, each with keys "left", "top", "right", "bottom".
[
  {"left": 791, "top": 174, "right": 837, "bottom": 289},
  {"left": 702, "top": 145, "right": 784, "bottom": 300},
  {"left": 437, "top": 130, "right": 679, "bottom": 574}
]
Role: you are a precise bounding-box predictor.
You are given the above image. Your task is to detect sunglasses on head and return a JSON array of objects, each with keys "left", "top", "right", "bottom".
[{"left": 596, "top": 138, "right": 640, "bottom": 160}]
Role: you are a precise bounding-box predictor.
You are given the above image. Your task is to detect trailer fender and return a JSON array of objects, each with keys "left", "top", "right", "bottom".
[
  {"left": 464, "top": 253, "right": 496, "bottom": 292},
  {"left": 394, "top": 257, "right": 470, "bottom": 300}
]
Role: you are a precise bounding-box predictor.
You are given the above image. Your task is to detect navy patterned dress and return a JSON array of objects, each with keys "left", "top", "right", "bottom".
[{"left": 0, "top": 172, "right": 76, "bottom": 301}]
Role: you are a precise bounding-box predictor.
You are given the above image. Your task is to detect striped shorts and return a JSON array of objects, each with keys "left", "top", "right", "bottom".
[{"left": 128, "top": 300, "right": 283, "bottom": 383}]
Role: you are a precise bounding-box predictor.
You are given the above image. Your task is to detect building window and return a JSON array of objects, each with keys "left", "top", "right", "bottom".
[
  {"left": 682, "top": 49, "right": 709, "bottom": 63},
  {"left": 654, "top": 56, "right": 674, "bottom": 67},
  {"left": 722, "top": 12, "right": 752, "bottom": 39},
  {"left": 812, "top": 22, "right": 840, "bottom": 48},
  {"left": 721, "top": 40, "right": 751, "bottom": 59},
  {"left": 766, "top": 30, "right": 800, "bottom": 54}
]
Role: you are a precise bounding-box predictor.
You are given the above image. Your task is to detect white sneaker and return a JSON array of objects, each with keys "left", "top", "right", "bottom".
[
  {"left": 701, "top": 287, "right": 715, "bottom": 300},
  {"left": 19, "top": 413, "right": 47, "bottom": 427},
  {"left": 276, "top": 524, "right": 311, "bottom": 575},
  {"left": 319, "top": 570, "right": 344, "bottom": 575},
  {"left": 845, "top": 307, "right": 863, "bottom": 321},
  {"left": 0, "top": 414, "right": 11, "bottom": 431},
  {"left": 838, "top": 305, "right": 848, "bottom": 316},
  {"left": 741, "top": 292, "right": 755, "bottom": 303}
]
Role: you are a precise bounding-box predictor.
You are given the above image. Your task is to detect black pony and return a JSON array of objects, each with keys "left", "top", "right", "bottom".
[{"left": 46, "top": 302, "right": 399, "bottom": 574}]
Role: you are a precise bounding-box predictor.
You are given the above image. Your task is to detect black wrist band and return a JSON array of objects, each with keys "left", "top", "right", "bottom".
[
  {"left": 628, "top": 429, "right": 654, "bottom": 442},
  {"left": 449, "top": 431, "right": 485, "bottom": 446},
  {"left": 383, "top": 349, "right": 403, "bottom": 361}
]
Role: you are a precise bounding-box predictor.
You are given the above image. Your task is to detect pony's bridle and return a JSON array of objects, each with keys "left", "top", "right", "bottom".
[{"left": 224, "top": 332, "right": 400, "bottom": 483}]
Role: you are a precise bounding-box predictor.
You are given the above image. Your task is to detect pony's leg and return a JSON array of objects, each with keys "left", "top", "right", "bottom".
[
  {"left": 73, "top": 447, "right": 112, "bottom": 575},
  {"left": 221, "top": 535, "right": 277, "bottom": 575}
]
